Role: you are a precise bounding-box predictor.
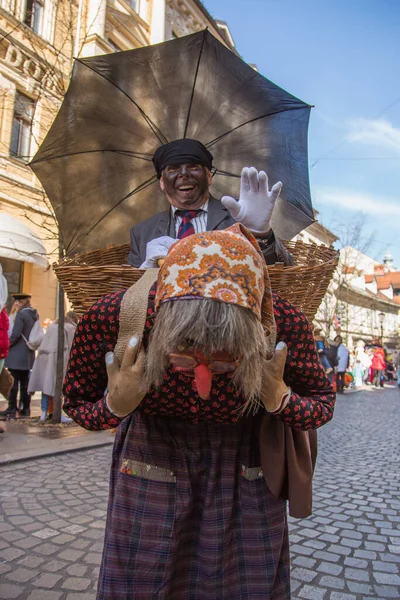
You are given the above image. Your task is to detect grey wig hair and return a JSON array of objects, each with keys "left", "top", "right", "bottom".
[{"left": 145, "top": 298, "right": 276, "bottom": 413}]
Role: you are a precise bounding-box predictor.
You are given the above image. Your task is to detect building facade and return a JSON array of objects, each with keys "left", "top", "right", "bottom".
[{"left": 0, "top": 0, "right": 234, "bottom": 319}]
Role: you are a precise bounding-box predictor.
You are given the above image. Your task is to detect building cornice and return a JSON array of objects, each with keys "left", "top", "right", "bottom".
[{"left": 337, "top": 281, "right": 399, "bottom": 314}]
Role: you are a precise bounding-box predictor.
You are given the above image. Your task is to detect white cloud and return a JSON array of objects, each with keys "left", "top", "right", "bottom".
[
  {"left": 313, "top": 186, "right": 400, "bottom": 217},
  {"left": 346, "top": 118, "right": 400, "bottom": 153}
]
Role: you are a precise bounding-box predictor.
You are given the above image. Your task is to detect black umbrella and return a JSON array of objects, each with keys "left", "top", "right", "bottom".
[{"left": 30, "top": 29, "right": 314, "bottom": 255}]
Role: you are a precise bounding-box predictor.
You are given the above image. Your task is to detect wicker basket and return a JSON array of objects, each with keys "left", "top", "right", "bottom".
[{"left": 54, "top": 241, "right": 338, "bottom": 321}]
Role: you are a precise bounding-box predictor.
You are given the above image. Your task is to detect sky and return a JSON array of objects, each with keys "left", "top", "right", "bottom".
[{"left": 203, "top": 0, "right": 400, "bottom": 267}]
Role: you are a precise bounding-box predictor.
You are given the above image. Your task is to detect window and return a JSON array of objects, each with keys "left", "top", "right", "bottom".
[
  {"left": 130, "top": 0, "right": 139, "bottom": 12},
  {"left": 24, "top": 0, "right": 44, "bottom": 35},
  {"left": 0, "top": 0, "right": 17, "bottom": 15},
  {"left": 10, "top": 92, "right": 35, "bottom": 160}
]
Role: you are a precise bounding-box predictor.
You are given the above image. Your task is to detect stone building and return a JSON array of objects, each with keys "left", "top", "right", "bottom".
[{"left": 0, "top": 0, "right": 234, "bottom": 319}]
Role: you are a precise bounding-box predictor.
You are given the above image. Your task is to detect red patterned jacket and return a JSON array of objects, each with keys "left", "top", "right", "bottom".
[{"left": 63, "top": 285, "right": 335, "bottom": 432}]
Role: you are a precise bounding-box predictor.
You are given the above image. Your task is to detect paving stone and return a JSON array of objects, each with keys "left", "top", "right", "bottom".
[
  {"left": 292, "top": 556, "right": 317, "bottom": 569},
  {"left": 328, "top": 544, "right": 352, "bottom": 556},
  {"left": 0, "top": 583, "right": 25, "bottom": 598},
  {"left": 340, "top": 538, "right": 362, "bottom": 548},
  {"left": 298, "top": 584, "right": 327, "bottom": 599},
  {"left": 372, "top": 560, "right": 398, "bottom": 573},
  {"left": 65, "top": 594, "right": 97, "bottom": 600},
  {"left": 0, "top": 547, "right": 26, "bottom": 561},
  {"left": 329, "top": 592, "right": 357, "bottom": 600},
  {"left": 344, "top": 567, "right": 370, "bottom": 582},
  {"left": 5, "top": 567, "right": 39, "bottom": 583},
  {"left": 66, "top": 564, "right": 89, "bottom": 577},
  {"left": 346, "top": 581, "right": 374, "bottom": 595},
  {"left": 317, "top": 562, "right": 343, "bottom": 576},
  {"left": 26, "top": 591, "right": 63, "bottom": 600},
  {"left": 313, "top": 550, "right": 340, "bottom": 563},
  {"left": 373, "top": 571, "right": 400, "bottom": 585},
  {"left": 373, "top": 585, "right": 400, "bottom": 598},
  {"left": 62, "top": 577, "right": 92, "bottom": 591},
  {"left": 32, "top": 573, "right": 63, "bottom": 588},
  {"left": 83, "top": 552, "right": 103, "bottom": 565},
  {"left": 35, "top": 542, "right": 61, "bottom": 556},
  {"left": 290, "top": 567, "right": 317, "bottom": 583},
  {"left": 354, "top": 549, "right": 377, "bottom": 560},
  {"left": 43, "top": 559, "right": 70, "bottom": 572},
  {"left": 319, "top": 575, "right": 345, "bottom": 589},
  {"left": 17, "top": 556, "right": 45, "bottom": 568}
]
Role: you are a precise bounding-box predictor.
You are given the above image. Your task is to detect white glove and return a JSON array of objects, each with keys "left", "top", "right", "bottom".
[
  {"left": 140, "top": 236, "right": 176, "bottom": 268},
  {"left": 221, "top": 167, "right": 282, "bottom": 235}
]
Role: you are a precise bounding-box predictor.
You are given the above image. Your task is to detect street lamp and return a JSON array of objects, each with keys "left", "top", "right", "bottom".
[{"left": 378, "top": 312, "right": 385, "bottom": 346}]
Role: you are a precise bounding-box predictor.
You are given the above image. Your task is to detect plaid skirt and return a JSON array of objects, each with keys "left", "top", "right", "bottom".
[{"left": 97, "top": 412, "right": 290, "bottom": 599}]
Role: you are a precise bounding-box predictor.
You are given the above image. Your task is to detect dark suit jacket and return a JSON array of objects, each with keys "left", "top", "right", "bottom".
[{"left": 128, "top": 196, "right": 294, "bottom": 267}]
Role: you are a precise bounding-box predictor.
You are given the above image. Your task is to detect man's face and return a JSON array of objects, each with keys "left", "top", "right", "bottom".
[{"left": 159, "top": 163, "right": 212, "bottom": 210}]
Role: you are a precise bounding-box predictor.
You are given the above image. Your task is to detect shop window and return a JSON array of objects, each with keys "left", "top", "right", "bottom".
[
  {"left": 24, "top": 0, "right": 44, "bottom": 35},
  {"left": 0, "top": 258, "right": 23, "bottom": 313},
  {"left": 10, "top": 92, "right": 35, "bottom": 160}
]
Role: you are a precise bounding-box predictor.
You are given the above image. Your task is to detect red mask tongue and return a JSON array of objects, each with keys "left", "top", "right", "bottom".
[{"left": 194, "top": 364, "right": 212, "bottom": 400}]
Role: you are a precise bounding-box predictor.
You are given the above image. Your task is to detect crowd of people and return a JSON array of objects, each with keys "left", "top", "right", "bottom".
[
  {"left": 0, "top": 265, "right": 78, "bottom": 422},
  {"left": 313, "top": 326, "right": 400, "bottom": 392}
]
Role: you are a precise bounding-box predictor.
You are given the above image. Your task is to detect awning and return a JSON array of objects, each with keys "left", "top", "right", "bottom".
[{"left": 0, "top": 213, "right": 48, "bottom": 267}]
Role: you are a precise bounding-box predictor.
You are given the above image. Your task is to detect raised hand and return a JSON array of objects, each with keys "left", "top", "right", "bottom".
[{"left": 221, "top": 167, "right": 282, "bottom": 235}]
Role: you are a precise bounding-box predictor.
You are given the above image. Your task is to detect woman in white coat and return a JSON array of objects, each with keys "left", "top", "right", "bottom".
[{"left": 28, "top": 312, "right": 78, "bottom": 420}]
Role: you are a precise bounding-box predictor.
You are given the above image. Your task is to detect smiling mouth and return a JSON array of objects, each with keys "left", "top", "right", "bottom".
[{"left": 177, "top": 185, "right": 195, "bottom": 191}]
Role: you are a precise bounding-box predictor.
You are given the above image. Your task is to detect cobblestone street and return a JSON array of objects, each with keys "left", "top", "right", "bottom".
[{"left": 0, "top": 386, "right": 399, "bottom": 600}]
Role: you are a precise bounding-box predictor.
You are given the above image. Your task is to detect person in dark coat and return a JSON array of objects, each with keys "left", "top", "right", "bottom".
[
  {"left": 0, "top": 294, "right": 39, "bottom": 418},
  {"left": 64, "top": 226, "right": 334, "bottom": 600},
  {"left": 128, "top": 139, "right": 294, "bottom": 268}
]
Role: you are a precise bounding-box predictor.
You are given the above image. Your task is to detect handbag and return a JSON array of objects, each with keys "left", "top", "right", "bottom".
[{"left": 0, "top": 367, "right": 14, "bottom": 399}]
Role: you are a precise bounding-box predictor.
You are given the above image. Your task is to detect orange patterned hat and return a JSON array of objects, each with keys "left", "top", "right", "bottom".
[{"left": 155, "top": 224, "right": 275, "bottom": 336}]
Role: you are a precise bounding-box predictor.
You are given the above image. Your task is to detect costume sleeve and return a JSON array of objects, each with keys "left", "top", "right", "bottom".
[
  {"left": 256, "top": 231, "right": 295, "bottom": 266},
  {"left": 62, "top": 292, "right": 124, "bottom": 431},
  {"left": 127, "top": 225, "right": 141, "bottom": 268},
  {"left": 273, "top": 294, "right": 335, "bottom": 430}
]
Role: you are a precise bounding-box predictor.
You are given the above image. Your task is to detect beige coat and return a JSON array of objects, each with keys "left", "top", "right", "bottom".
[{"left": 28, "top": 321, "right": 76, "bottom": 396}]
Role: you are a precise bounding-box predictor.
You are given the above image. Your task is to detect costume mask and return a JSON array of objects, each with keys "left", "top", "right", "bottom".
[{"left": 153, "top": 224, "right": 276, "bottom": 401}]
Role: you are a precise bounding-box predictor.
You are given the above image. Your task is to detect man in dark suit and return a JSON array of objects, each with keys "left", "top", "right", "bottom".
[{"left": 128, "top": 139, "right": 293, "bottom": 268}]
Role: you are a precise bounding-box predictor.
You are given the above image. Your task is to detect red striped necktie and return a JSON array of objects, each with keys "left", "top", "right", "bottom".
[{"left": 176, "top": 209, "right": 200, "bottom": 239}]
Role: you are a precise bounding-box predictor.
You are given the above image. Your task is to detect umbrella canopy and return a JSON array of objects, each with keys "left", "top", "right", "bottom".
[{"left": 30, "top": 29, "right": 314, "bottom": 255}]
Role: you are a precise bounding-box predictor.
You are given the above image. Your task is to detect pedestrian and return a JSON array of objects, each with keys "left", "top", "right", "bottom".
[
  {"left": 0, "top": 266, "right": 10, "bottom": 433},
  {"left": 397, "top": 363, "right": 400, "bottom": 388},
  {"left": 7, "top": 298, "right": 19, "bottom": 337},
  {"left": 0, "top": 265, "right": 9, "bottom": 378},
  {"left": 63, "top": 225, "right": 335, "bottom": 600},
  {"left": 314, "top": 328, "right": 333, "bottom": 377},
  {"left": 363, "top": 347, "right": 373, "bottom": 385},
  {"left": 371, "top": 347, "right": 386, "bottom": 389},
  {"left": 354, "top": 340, "right": 368, "bottom": 388},
  {"left": 128, "top": 139, "right": 294, "bottom": 268},
  {"left": 335, "top": 335, "right": 349, "bottom": 394},
  {"left": 385, "top": 361, "right": 395, "bottom": 385},
  {"left": 28, "top": 311, "right": 79, "bottom": 421},
  {"left": 0, "top": 294, "right": 39, "bottom": 418}
]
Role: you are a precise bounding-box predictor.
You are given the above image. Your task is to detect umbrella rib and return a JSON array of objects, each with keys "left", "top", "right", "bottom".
[
  {"left": 66, "top": 174, "right": 158, "bottom": 254},
  {"left": 205, "top": 106, "right": 308, "bottom": 148},
  {"left": 76, "top": 58, "right": 169, "bottom": 146},
  {"left": 30, "top": 149, "right": 153, "bottom": 165},
  {"left": 183, "top": 29, "right": 207, "bottom": 139},
  {"left": 212, "top": 169, "right": 240, "bottom": 178}
]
